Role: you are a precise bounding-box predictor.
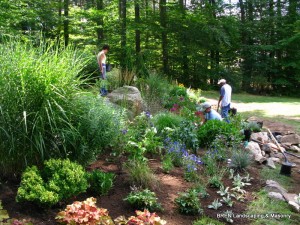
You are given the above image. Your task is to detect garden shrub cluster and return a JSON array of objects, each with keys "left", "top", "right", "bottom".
[
  {"left": 16, "top": 159, "right": 116, "bottom": 207},
  {"left": 197, "top": 120, "right": 241, "bottom": 147},
  {"left": 16, "top": 159, "right": 88, "bottom": 207}
]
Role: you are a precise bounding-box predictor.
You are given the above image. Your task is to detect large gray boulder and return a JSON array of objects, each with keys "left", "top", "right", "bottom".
[
  {"left": 281, "top": 134, "right": 300, "bottom": 145},
  {"left": 245, "top": 141, "right": 267, "bottom": 163},
  {"left": 265, "top": 180, "right": 287, "bottom": 195},
  {"left": 251, "top": 132, "right": 270, "bottom": 143},
  {"left": 107, "top": 86, "right": 143, "bottom": 117}
]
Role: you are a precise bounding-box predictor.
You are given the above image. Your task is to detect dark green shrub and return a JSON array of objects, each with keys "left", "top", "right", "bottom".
[
  {"left": 71, "top": 94, "right": 125, "bottom": 164},
  {"left": 169, "top": 86, "right": 187, "bottom": 97},
  {"left": 229, "top": 149, "right": 252, "bottom": 171},
  {"left": 152, "top": 112, "right": 184, "bottom": 133},
  {"left": 124, "top": 189, "right": 162, "bottom": 211},
  {"left": 175, "top": 189, "right": 203, "bottom": 215},
  {"left": 16, "top": 159, "right": 88, "bottom": 207},
  {"left": 88, "top": 170, "right": 116, "bottom": 195},
  {"left": 173, "top": 121, "right": 199, "bottom": 153},
  {"left": 197, "top": 120, "right": 241, "bottom": 147}
]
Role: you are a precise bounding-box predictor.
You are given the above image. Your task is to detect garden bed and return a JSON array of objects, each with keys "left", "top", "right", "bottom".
[{"left": 1, "top": 157, "right": 265, "bottom": 225}]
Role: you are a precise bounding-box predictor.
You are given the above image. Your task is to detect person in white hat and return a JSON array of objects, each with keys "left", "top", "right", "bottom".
[
  {"left": 217, "top": 79, "right": 232, "bottom": 122},
  {"left": 199, "top": 102, "right": 222, "bottom": 123}
]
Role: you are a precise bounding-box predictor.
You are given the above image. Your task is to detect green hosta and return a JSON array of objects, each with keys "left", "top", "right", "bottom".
[
  {"left": 17, "top": 159, "right": 88, "bottom": 207},
  {"left": 208, "top": 199, "right": 223, "bottom": 210},
  {"left": 88, "top": 170, "right": 116, "bottom": 196},
  {"left": 175, "top": 189, "right": 203, "bottom": 215},
  {"left": 124, "top": 188, "right": 162, "bottom": 212}
]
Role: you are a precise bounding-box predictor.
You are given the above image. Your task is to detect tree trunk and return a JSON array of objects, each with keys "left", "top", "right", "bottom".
[
  {"left": 135, "top": 0, "right": 141, "bottom": 54},
  {"left": 159, "top": 0, "right": 169, "bottom": 74},
  {"left": 96, "top": 0, "right": 104, "bottom": 47},
  {"left": 63, "top": 0, "right": 69, "bottom": 47},
  {"left": 120, "top": 0, "right": 127, "bottom": 73}
]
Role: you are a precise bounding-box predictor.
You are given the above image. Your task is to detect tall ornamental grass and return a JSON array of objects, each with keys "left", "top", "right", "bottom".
[{"left": 0, "top": 40, "right": 124, "bottom": 176}]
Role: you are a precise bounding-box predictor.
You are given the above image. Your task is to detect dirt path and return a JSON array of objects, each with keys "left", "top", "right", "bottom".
[{"left": 206, "top": 98, "right": 300, "bottom": 134}]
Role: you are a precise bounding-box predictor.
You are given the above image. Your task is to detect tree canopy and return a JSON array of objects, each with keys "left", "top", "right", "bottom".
[{"left": 1, "top": 0, "right": 299, "bottom": 95}]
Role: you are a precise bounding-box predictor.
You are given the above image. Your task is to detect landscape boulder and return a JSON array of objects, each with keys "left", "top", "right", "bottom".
[
  {"left": 268, "top": 192, "right": 285, "bottom": 201},
  {"left": 282, "top": 193, "right": 298, "bottom": 202},
  {"left": 107, "top": 86, "right": 143, "bottom": 117},
  {"left": 251, "top": 132, "right": 270, "bottom": 143},
  {"left": 265, "top": 180, "right": 287, "bottom": 195},
  {"left": 262, "top": 143, "right": 278, "bottom": 154},
  {"left": 245, "top": 141, "right": 266, "bottom": 163},
  {"left": 266, "top": 158, "right": 276, "bottom": 169},
  {"left": 280, "top": 134, "right": 300, "bottom": 145},
  {"left": 288, "top": 201, "right": 300, "bottom": 213},
  {"left": 289, "top": 145, "right": 300, "bottom": 153}
]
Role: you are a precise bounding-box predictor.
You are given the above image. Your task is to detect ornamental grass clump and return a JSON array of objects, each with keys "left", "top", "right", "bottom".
[
  {"left": 0, "top": 40, "right": 125, "bottom": 176},
  {"left": 152, "top": 112, "right": 184, "bottom": 133},
  {"left": 124, "top": 160, "right": 158, "bottom": 190},
  {"left": 229, "top": 149, "right": 252, "bottom": 171},
  {"left": 0, "top": 40, "right": 87, "bottom": 175}
]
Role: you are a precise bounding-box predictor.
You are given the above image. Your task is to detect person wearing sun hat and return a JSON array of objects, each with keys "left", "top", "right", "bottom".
[
  {"left": 200, "top": 102, "right": 222, "bottom": 123},
  {"left": 217, "top": 79, "right": 232, "bottom": 123}
]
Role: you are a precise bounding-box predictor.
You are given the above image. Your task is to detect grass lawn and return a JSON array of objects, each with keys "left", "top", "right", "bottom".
[{"left": 201, "top": 91, "right": 300, "bottom": 133}]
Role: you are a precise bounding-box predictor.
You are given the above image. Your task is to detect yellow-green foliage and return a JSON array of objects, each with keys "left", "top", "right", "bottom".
[{"left": 17, "top": 159, "right": 88, "bottom": 207}]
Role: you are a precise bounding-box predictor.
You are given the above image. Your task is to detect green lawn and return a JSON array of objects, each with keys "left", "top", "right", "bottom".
[{"left": 201, "top": 91, "right": 300, "bottom": 133}]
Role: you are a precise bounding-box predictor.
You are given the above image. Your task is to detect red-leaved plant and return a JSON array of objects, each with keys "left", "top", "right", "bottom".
[
  {"left": 115, "top": 209, "right": 167, "bottom": 225},
  {"left": 56, "top": 197, "right": 114, "bottom": 225}
]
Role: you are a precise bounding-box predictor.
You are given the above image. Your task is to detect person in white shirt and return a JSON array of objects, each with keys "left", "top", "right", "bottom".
[
  {"left": 97, "top": 45, "right": 109, "bottom": 96},
  {"left": 217, "top": 79, "right": 232, "bottom": 123}
]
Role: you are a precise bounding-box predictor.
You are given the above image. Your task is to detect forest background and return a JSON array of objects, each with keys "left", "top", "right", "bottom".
[{"left": 0, "top": 0, "right": 299, "bottom": 96}]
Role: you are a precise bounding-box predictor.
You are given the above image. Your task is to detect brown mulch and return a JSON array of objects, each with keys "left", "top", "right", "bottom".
[{"left": 1, "top": 156, "right": 265, "bottom": 225}]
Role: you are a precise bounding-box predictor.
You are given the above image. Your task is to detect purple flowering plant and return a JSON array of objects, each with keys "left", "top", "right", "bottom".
[{"left": 164, "top": 137, "right": 202, "bottom": 181}]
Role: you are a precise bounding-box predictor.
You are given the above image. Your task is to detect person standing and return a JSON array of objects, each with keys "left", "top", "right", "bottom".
[
  {"left": 97, "top": 45, "right": 110, "bottom": 96},
  {"left": 217, "top": 79, "right": 232, "bottom": 122}
]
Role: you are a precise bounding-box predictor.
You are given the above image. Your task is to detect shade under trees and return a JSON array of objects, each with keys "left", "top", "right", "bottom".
[{"left": 0, "top": 0, "right": 299, "bottom": 95}]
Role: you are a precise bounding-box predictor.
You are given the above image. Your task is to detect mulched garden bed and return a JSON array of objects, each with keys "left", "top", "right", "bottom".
[{"left": 1, "top": 156, "right": 265, "bottom": 225}]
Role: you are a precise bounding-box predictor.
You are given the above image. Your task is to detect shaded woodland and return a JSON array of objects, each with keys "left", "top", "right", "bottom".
[{"left": 1, "top": 0, "right": 299, "bottom": 95}]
